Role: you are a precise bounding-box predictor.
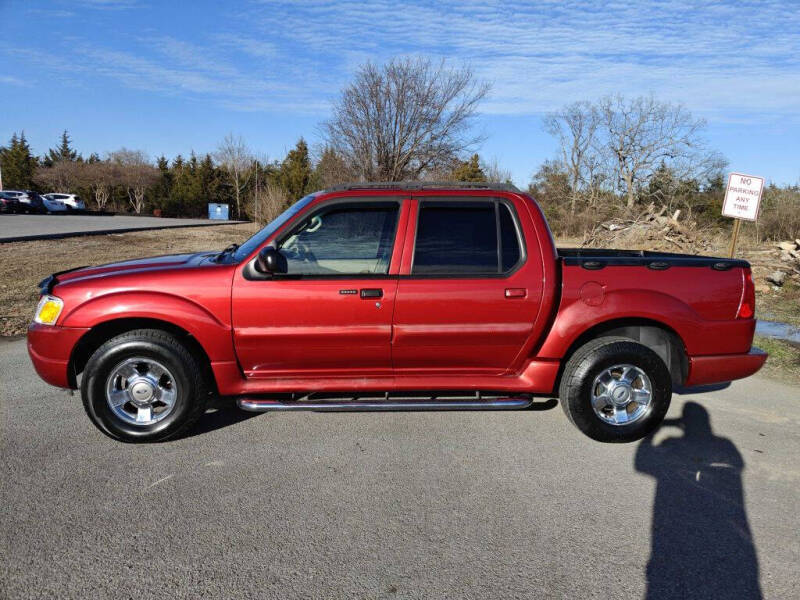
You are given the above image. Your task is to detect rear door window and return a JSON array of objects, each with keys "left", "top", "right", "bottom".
[{"left": 412, "top": 200, "right": 523, "bottom": 275}]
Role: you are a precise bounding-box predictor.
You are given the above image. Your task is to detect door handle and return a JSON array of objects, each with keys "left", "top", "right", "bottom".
[
  {"left": 360, "top": 288, "right": 383, "bottom": 299},
  {"left": 504, "top": 288, "right": 527, "bottom": 298}
]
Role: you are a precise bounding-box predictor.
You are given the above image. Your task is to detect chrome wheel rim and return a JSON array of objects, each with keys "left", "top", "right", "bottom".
[
  {"left": 590, "top": 364, "right": 652, "bottom": 426},
  {"left": 105, "top": 357, "right": 178, "bottom": 426}
]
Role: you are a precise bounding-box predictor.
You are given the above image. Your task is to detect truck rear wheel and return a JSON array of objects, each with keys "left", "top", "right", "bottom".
[
  {"left": 81, "top": 329, "right": 209, "bottom": 443},
  {"left": 559, "top": 337, "right": 672, "bottom": 443}
]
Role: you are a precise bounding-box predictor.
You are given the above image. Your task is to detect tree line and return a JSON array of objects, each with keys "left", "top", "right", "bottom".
[
  {"left": 1, "top": 57, "right": 797, "bottom": 239},
  {"left": 0, "top": 130, "right": 316, "bottom": 220},
  {"left": 529, "top": 95, "right": 799, "bottom": 239}
]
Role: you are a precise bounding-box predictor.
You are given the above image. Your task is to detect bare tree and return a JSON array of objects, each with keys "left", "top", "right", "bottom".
[
  {"left": 598, "top": 95, "right": 718, "bottom": 208},
  {"left": 109, "top": 149, "right": 158, "bottom": 214},
  {"left": 33, "top": 160, "right": 82, "bottom": 192},
  {"left": 82, "top": 162, "right": 117, "bottom": 210},
  {"left": 252, "top": 181, "right": 290, "bottom": 225},
  {"left": 215, "top": 134, "right": 253, "bottom": 218},
  {"left": 323, "top": 58, "right": 490, "bottom": 181},
  {"left": 481, "top": 157, "right": 514, "bottom": 185},
  {"left": 543, "top": 101, "right": 601, "bottom": 214}
]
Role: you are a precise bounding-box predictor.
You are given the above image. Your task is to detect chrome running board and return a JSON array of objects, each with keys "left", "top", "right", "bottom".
[{"left": 237, "top": 394, "right": 533, "bottom": 412}]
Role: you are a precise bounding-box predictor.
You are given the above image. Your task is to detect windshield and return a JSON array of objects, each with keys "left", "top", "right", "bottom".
[{"left": 232, "top": 192, "right": 319, "bottom": 262}]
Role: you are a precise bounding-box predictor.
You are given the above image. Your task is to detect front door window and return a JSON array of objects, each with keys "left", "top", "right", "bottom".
[{"left": 279, "top": 202, "right": 399, "bottom": 276}]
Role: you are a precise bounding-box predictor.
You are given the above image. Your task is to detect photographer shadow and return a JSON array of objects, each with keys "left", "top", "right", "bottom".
[{"left": 635, "top": 402, "right": 762, "bottom": 599}]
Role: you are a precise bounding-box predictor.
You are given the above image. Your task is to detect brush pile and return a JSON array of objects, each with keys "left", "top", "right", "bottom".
[
  {"left": 769, "top": 239, "right": 800, "bottom": 287},
  {"left": 581, "top": 204, "right": 713, "bottom": 253}
]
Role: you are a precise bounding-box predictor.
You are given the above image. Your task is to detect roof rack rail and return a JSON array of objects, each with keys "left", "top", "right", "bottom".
[{"left": 325, "top": 181, "right": 521, "bottom": 193}]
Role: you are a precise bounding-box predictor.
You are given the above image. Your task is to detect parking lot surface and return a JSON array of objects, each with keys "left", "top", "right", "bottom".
[
  {"left": 0, "top": 214, "right": 238, "bottom": 242},
  {"left": 1, "top": 337, "right": 798, "bottom": 599}
]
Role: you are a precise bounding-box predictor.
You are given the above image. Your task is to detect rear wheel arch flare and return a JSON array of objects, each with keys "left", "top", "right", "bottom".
[{"left": 556, "top": 319, "right": 688, "bottom": 389}]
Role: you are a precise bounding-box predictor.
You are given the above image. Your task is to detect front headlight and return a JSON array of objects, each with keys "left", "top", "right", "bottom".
[{"left": 34, "top": 295, "right": 64, "bottom": 325}]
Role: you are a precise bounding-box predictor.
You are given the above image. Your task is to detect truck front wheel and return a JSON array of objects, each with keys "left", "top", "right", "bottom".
[
  {"left": 81, "top": 329, "right": 209, "bottom": 443},
  {"left": 559, "top": 337, "right": 672, "bottom": 443}
]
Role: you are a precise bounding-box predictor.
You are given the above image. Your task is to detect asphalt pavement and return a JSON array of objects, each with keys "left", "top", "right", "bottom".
[
  {"left": 0, "top": 214, "right": 239, "bottom": 242},
  {"left": 1, "top": 337, "right": 798, "bottom": 599}
]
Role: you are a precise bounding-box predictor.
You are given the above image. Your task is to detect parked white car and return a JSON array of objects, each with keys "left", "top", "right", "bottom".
[
  {"left": 44, "top": 193, "right": 86, "bottom": 211},
  {"left": 41, "top": 195, "right": 67, "bottom": 212}
]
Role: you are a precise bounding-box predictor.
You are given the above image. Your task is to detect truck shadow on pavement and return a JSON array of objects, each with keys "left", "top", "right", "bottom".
[
  {"left": 179, "top": 402, "right": 260, "bottom": 439},
  {"left": 636, "top": 402, "right": 762, "bottom": 599}
]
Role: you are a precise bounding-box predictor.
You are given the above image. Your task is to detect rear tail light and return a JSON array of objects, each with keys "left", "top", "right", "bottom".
[{"left": 737, "top": 269, "right": 755, "bottom": 319}]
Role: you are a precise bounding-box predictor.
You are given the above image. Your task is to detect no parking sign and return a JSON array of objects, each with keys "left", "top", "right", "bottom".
[
  {"left": 722, "top": 172, "right": 764, "bottom": 257},
  {"left": 722, "top": 173, "right": 764, "bottom": 221}
]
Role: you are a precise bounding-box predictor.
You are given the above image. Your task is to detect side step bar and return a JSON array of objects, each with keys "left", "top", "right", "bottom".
[{"left": 237, "top": 395, "right": 534, "bottom": 412}]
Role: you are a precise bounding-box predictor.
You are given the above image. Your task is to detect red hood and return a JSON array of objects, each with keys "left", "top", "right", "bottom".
[{"left": 45, "top": 251, "right": 217, "bottom": 290}]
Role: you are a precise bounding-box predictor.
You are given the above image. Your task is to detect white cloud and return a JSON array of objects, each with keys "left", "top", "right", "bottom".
[
  {"left": 7, "top": 1, "right": 800, "bottom": 119},
  {"left": 243, "top": 0, "right": 800, "bottom": 118},
  {"left": 0, "top": 75, "right": 31, "bottom": 87},
  {"left": 71, "top": 0, "right": 140, "bottom": 9}
]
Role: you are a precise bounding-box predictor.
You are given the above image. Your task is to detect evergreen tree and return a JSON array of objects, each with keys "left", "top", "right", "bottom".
[
  {"left": 43, "top": 130, "right": 80, "bottom": 166},
  {"left": 647, "top": 161, "right": 676, "bottom": 205},
  {"left": 280, "top": 138, "right": 311, "bottom": 200},
  {"left": 170, "top": 153, "right": 205, "bottom": 217},
  {"left": 311, "top": 146, "right": 351, "bottom": 189},
  {"left": 151, "top": 155, "right": 173, "bottom": 212},
  {"left": 158, "top": 155, "right": 184, "bottom": 216},
  {"left": 198, "top": 153, "right": 222, "bottom": 208},
  {"left": 0, "top": 132, "right": 38, "bottom": 190},
  {"left": 451, "top": 154, "right": 486, "bottom": 182}
]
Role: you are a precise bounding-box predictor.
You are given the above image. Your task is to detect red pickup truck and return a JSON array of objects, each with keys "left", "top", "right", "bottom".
[{"left": 28, "top": 183, "right": 766, "bottom": 443}]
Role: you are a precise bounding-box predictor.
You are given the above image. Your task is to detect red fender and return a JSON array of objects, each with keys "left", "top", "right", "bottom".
[{"left": 61, "top": 291, "right": 236, "bottom": 362}]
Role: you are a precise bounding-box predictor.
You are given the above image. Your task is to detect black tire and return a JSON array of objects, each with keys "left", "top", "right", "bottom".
[
  {"left": 81, "top": 329, "right": 209, "bottom": 443},
  {"left": 559, "top": 336, "right": 672, "bottom": 443}
]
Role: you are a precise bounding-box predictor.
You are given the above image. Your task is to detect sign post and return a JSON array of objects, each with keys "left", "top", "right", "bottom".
[{"left": 722, "top": 172, "right": 764, "bottom": 258}]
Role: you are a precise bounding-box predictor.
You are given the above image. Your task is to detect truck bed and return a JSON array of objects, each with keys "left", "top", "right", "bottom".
[{"left": 547, "top": 247, "right": 755, "bottom": 361}]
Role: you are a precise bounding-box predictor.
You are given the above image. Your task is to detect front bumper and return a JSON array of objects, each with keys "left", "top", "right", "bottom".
[
  {"left": 685, "top": 347, "right": 768, "bottom": 387},
  {"left": 27, "top": 323, "right": 89, "bottom": 388}
]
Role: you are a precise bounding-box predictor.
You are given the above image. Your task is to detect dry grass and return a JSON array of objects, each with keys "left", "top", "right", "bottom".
[
  {"left": 1, "top": 222, "right": 792, "bottom": 336},
  {"left": 0, "top": 223, "right": 254, "bottom": 336}
]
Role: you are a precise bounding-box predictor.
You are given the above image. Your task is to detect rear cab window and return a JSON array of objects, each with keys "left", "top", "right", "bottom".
[{"left": 412, "top": 199, "right": 524, "bottom": 276}]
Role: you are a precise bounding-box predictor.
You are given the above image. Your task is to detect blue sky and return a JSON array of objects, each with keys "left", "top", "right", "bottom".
[{"left": 2, "top": 0, "right": 799, "bottom": 187}]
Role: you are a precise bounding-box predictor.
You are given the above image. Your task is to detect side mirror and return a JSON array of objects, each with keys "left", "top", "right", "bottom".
[{"left": 255, "top": 247, "right": 288, "bottom": 275}]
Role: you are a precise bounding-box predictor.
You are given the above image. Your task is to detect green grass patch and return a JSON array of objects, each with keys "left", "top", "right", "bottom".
[
  {"left": 754, "top": 335, "right": 800, "bottom": 384},
  {"left": 757, "top": 279, "right": 800, "bottom": 328}
]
